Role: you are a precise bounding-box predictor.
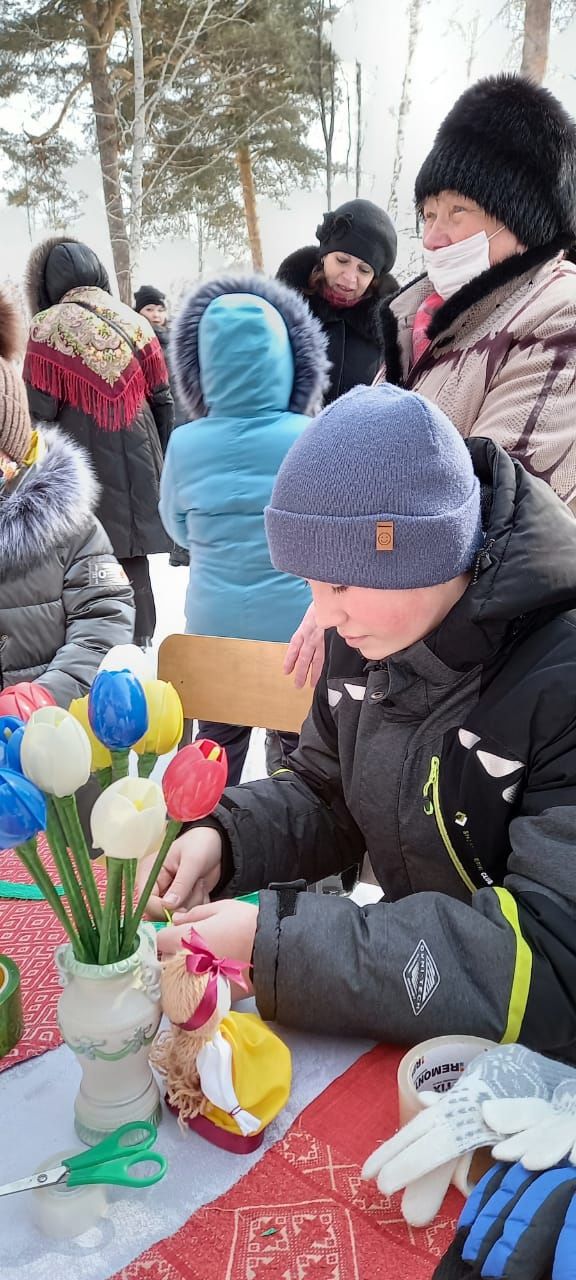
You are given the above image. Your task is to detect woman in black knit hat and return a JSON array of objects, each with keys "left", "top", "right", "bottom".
[{"left": 277, "top": 198, "right": 398, "bottom": 404}]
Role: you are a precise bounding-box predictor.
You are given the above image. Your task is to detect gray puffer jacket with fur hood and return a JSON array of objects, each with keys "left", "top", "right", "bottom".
[{"left": 0, "top": 427, "right": 135, "bottom": 705}]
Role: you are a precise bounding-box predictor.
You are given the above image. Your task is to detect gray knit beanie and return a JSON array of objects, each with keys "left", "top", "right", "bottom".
[{"left": 265, "top": 384, "right": 483, "bottom": 590}]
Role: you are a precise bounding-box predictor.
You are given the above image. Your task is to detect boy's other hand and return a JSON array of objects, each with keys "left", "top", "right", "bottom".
[
  {"left": 137, "top": 826, "right": 223, "bottom": 920},
  {"left": 157, "top": 901, "right": 258, "bottom": 1000}
]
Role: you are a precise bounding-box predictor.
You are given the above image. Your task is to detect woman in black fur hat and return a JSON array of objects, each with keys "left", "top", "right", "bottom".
[
  {"left": 376, "top": 74, "right": 576, "bottom": 511},
  {"left": 277, "top": 198, "right": 398, "bottom": 404}
]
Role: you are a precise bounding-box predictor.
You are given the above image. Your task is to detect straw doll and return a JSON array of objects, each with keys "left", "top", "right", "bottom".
[{"left": 151, "top": 928, "right": 291, "bottom": 1152}]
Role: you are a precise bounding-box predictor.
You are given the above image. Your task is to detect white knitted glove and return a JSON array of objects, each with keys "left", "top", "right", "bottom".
[
  {"left": 361, "top": 1045, "right": 570, "bottom": 1227},
  {"left": 483, "top": 1074, "right": 576, "bottom": 1169}
]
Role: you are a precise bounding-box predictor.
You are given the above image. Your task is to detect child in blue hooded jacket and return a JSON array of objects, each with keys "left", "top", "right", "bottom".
[{"left": 159, "top": 274, "right": 329, "bottom": 783}]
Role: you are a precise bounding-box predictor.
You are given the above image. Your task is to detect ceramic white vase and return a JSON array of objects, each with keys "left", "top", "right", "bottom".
[{"left": 55, "top": 923, "right": 162, "bottom": 1145}]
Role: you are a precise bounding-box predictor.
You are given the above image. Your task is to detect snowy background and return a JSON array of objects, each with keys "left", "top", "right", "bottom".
[{"left": 2, "top": 0, "right": 576, "bottom": 296}]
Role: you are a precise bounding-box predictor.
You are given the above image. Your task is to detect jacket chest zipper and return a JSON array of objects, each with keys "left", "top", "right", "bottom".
[{"left": 423, "top": 755, "right": 476, "bottom": 894}]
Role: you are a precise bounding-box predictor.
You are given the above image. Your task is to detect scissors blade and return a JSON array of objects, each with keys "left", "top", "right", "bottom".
[{"left": 0, "top": 1165, "right": 67, "bottom": 1196}]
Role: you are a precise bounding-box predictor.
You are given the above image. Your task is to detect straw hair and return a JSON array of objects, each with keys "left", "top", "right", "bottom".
[{"left": 150, "top": 952, "right": 221, "bottom": 1122}]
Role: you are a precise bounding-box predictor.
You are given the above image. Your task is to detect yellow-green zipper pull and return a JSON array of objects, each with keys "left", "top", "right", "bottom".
[{"left": 423, "top": 755, "right": 439, "bottom": 816}]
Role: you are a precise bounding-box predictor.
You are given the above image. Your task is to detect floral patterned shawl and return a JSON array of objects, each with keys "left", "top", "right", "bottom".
[{"left": 24, "top": 286, "right": 168, "bottom": 431}]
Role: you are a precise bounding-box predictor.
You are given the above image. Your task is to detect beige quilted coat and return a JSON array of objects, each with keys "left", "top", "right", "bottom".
[{"left": 377, "top": 252, "right": 576, "bottom": 511}]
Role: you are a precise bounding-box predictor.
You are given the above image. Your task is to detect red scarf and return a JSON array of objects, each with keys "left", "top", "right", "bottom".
[
  {"left": 411, "top": 292, "right": 444, "bottom": 365},
  {"left": 321, "top": 284, "right": 361, "bottom": 310}
]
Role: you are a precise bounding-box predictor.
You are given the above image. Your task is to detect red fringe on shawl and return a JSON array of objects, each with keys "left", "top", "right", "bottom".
[{"left": 23, "top": 338, "right": 168, "bottom": 432}]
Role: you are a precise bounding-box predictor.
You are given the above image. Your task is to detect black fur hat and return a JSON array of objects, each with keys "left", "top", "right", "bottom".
[{"left": 414, "top": 74, "right": 576, "bottom": 248}]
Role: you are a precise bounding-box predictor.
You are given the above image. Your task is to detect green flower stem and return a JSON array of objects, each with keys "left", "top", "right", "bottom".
[
  {"left": 99, "top": 858, "right": 123, "bottom": 964},
  {"left": 122, "top": 858, "right": 137, "bottom": 942},
  {"left": 16, "top": 838, "right": 81, "bottom": 952},
  {"left": 136, "top": 752, "right": 157, "bottom": 779},
  {"left": 120, "top": 819, "right": 181, "bottom": 957},
  {"left": 110, "top": 749, "right": 130, "bottom": 782},
  {"left": 96, "top": 766, "right": 112, "bottom": 791},
  {"left": 46, "top": 798, "right": 97, "bottom": 963},
  {"left": 55, "top": 795, "right": 103, "bottom": 928}
]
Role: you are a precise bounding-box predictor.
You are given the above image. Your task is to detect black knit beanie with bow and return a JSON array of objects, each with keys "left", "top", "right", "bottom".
[
  {"left": 316, "top": 199, "right": 397, "bottom": 276},
  {"left": 415, "top": 74, "right": 576, "bottom": 249}
]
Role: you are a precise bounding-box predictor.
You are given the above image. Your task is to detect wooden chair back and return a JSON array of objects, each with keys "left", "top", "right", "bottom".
[{"left": 158, "top": 634, "right": 313, "bottom": 733}]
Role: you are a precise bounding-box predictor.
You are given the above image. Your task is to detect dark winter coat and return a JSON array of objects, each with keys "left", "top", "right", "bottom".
[
  {"left": 208, "top": 439, "right": 576, "bottom": 1061},
  {"left": 0, "top": 428, "right": 134, "bottom": 705},
  {"left": 155, "top": 324, "right": 188, "bottom": 429},
  {"left": 24, "top": 238, "right": 172, "bottom": 559},
  {"left": 277, "top": 245, "right": 398, "bottom": 403}
]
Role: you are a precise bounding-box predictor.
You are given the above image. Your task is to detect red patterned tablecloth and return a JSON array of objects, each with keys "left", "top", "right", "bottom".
[
  {"left": 0, "top": 844, "right": 105, "bottom": 1070},
  {"left": 112, "top": 1044, "right": 460, "bottom": 1280}
]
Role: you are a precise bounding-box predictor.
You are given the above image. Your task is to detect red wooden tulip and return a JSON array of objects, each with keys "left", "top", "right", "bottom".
[
  {"left": 162, "top": 739, "right": 228, "bottom": 821},
  {"left": 0, "top": 682, "right": 56, "bottom": 723}
]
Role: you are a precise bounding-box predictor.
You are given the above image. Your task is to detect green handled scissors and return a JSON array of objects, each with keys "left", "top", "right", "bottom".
[{"left": 0, "top": 1121, "right": 167, "bottom": 1196}]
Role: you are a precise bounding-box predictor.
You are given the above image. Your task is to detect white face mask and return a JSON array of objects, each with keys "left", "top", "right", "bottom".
[{"left": 422, "top": 227, "right": 505, "bottom": 300}]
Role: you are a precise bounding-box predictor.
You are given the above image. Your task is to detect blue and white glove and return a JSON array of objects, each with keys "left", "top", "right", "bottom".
[
  {"left": 361, "top": 1045, "right": 571, "bottom": 1227},
  {"left": 432, "top": 1160, "right": 576, "bottom": 1279}
]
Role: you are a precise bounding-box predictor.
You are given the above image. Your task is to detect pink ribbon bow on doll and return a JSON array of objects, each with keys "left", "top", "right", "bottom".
[{"left": 177, "top": 927, "right": 250, "bottom": 1031}]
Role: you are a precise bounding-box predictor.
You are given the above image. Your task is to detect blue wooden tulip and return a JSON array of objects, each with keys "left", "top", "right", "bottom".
[
  {"left": 0, "top": 715, "right": 25, "bottom": 745},
  {"left": 0, "top": 768, "right": 46, "bottom": 849},
  {"left": 88, "top": 669, "right": 149, "bottom": 751},
  {"left": 5, "top": 725, "right": 25, "bottom": 773}
]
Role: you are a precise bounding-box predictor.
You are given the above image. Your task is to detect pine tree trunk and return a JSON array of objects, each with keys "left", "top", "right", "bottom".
[
  {"left": 388, "top": 0, "right": 423, "bottom": 220},
  {"left": 520, "top": 0, "right": 552, "bottom": 83},
  {"left": 236, "top": 143, "right": 264, "bottom": 270},
  {"left": 355, "top": 60, "right": 362, "bottom": 198},
  {"left": 81, "top": 1, "right": 132, "bottom": 302},
  {"left": 128, "top": 0, "right": 146, "bottom": 279}
]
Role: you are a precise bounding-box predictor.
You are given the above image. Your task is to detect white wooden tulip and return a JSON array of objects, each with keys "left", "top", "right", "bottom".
[
  {"left": 21, "top": 707, "right": 92, "bottom": 797},
  {"left": 98, "top": 645, "right": 156, "bottom": 682},
  {"left": 90, "top": 777, "right": 166, "bottom": 860}
]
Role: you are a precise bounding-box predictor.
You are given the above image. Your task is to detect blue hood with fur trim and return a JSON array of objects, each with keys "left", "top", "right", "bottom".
[
  {"left": 170, "top": 273, "right": 329, "bottom": 418},
  {"left": 160, "top": 274, "right": 327, "bottom": 641}
]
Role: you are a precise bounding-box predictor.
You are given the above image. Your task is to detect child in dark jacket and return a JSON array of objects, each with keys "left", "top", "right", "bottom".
[{"left": 142, "top": 383, "right": 576, "bottom": 1068}]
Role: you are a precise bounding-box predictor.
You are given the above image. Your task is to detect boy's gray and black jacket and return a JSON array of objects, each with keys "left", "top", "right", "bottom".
[
  {"left": 0, "top": 427, "right": 134, "bottom": 705},
  {"left": 207, "top": 439, "right": 576, "bottom": 1061}
]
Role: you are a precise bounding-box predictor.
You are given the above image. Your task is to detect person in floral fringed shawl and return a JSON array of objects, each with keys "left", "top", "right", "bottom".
[{"left": 23, "top": 237, "right": 174, "bottom": 648}]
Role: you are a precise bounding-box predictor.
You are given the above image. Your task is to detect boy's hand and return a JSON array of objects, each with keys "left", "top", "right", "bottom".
[
  {"left": 157, "top": 901, "right": 258, "bottom": 1000},
  {"left": 284, "top": 603, "right": 325, "bottom": 689},
  {"left": 137, "top": 826, "right": 223, "bottom": 920}
]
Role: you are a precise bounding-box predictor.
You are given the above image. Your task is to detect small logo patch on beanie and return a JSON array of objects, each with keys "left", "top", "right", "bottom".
[{"left": 376, "top": 521, "right": 394, "bottom": 551}]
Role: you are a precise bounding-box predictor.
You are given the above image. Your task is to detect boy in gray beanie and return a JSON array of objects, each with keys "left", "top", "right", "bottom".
[{"left": 143, "top": 385, "right": 576, "bottom": 1066}]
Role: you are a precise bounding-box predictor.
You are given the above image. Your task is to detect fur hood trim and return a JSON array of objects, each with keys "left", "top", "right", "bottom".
[
  {"left": 25, "top": 236, "right": 80, "bottom": 316},
  {"left": 25, "top": 236, "right": 111, "bottom": 316},
  {"left": 0, "top": 427, "right": 100, "bottom": 579},
  {"left": 171, "top": 272, "right": 331, "bottom": 418}
]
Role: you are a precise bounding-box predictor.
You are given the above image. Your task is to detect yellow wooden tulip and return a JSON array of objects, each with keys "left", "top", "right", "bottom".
[
  {"left": 133, "top": 680, "right": 184, "bottom": 757},
  {"left": 68, "top": 695, "right": 112, "bottom": 771}
]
